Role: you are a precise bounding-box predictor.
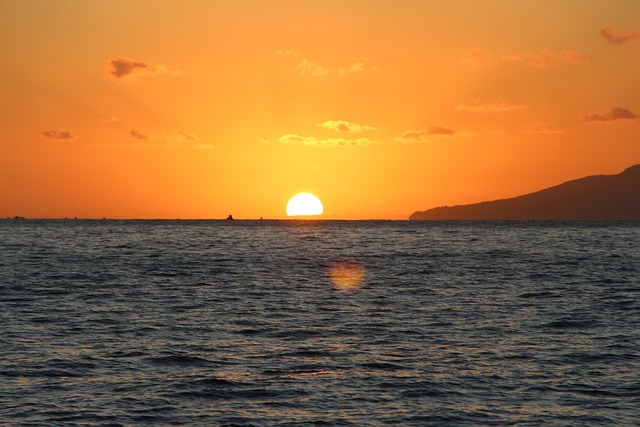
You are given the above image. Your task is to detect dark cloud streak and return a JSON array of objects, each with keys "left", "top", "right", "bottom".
[
  {"left": 130, "top": 130, "right": 149, "bottom": 140},
  {"left": 42, "top": 130, "right": 74, "bottom": 140},
  {"left": 103, "top": 57, "right": 184, "bottom": 82},
  {"left": 105, "top": 57, "right": 155, "bottom": 80},
  {"left": 582, "top": 107, "right": 640, "bottom": 123},
  {"left": 600, "top": 27, "right": 640, "bottom": 45}
]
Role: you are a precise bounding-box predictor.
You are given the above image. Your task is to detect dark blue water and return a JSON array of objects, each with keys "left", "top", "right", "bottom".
[{"left": 1, "top": 220, "right": 639, "bottom": 426}]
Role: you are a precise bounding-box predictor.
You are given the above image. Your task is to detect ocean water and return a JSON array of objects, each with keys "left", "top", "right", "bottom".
[{"left": 1, "top": 219, "right": 639, "bottom": 426}]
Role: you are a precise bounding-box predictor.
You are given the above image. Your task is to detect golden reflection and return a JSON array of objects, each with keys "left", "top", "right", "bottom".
[{"left": 328, "top": 260, "right": 365, "bottom": 291}]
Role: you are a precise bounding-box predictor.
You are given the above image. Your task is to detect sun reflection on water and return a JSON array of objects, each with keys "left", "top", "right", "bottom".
[{"left": 328, "top": 260, "right": 365, "bottom": 291}]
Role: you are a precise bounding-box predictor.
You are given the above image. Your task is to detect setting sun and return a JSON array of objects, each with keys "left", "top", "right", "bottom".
[{"left": 286, "top": 193, "right": 324, "bottom": 217}]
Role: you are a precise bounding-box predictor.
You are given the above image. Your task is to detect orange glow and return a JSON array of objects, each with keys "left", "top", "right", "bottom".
[{"left": 1, "top": 2, "right": 640, "bottom": 219}]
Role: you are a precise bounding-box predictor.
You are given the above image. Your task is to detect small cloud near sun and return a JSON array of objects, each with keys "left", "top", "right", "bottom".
[
  {"left": 339, "top": 62, "right": 364, "bottom": 76},
  {"left": 581, "top": 107, "right": 640, "bottom": 124},
  {"left": 277, "top": 50, "right": 377, "bottom": 78},
  {"left": 42, "top": 130, "right": 75, "bottom": 140},
  {"left": 450, "top": 47, "right": 495, "bottom": 67},
  {"left": 130, "top": 129, "right": 204, "bottom": 146},
  {"left": 275, "top": 49, "right": 299, "bottom": 57},
  {"left": 455, "top": 99, "right": 528, "bottom": 113},
  {"left": 162, "top": 130, "right": 201, "bottom": 145},
  {"left": 101, "top": 115, "right": 120, "bottom": 124},
  {"left": 522, "top": 122, "right": 564, "bottom": 134},
  {"left": 104, "top": 57, "right": 185, "bottom": 83},
  {"left": 278, "top": 134, "right": 375, "bottom": 147},
  {"left": 317, "top": 120, "right": 378, "bottom": 133},
  {"left": 394, "top": 126, "right": 469, "bottom": 143},
  {"left": 130, "top": 130, "right": 149, "bottom": 140},
  {"left": 600, "top": 27, "right": 640, "bottom": 45},
  {"left": 339, "top": 59, "right": 378, "bottom": 77},
  {"left": 296, "top": 59, "right": 330, "bottom": 77},
  {"left": 503, "top": 48, "right": 589, "bottom": 68}
]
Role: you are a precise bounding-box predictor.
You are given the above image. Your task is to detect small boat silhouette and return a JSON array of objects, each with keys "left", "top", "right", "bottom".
[{"left": 226, "top": 215, "right": 234, "bottom": 220}]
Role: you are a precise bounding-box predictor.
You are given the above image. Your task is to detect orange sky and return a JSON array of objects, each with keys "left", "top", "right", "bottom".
[{"left": 2, "top": 0, "right": 640, "bottom": 219}]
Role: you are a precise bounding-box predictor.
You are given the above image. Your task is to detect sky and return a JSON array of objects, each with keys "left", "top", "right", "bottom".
[{"left": 1, "top": 0, "right": 640, "bottom": 219}]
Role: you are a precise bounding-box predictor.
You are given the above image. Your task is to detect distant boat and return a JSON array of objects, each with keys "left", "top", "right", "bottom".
[{"left": 226, "top": 215, "right": 234, "bottom": 220}]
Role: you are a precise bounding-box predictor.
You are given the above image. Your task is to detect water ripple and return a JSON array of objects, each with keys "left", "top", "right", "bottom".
[{"left": 1, "top": 219, "right": 639, "bottom": 425}]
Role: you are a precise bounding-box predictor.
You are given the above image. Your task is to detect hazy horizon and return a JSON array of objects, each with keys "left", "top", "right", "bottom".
[{"left": 5, "top": 162, "right": 639, "bottom": 221}]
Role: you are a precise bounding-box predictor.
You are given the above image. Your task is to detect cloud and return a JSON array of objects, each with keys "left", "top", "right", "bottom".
[
  {"left": 42, "top": 130, "right": 75, "bottom": 140},
  {"left": 104, "top": 57, "right": 183, "bottom": 82},
  {"left": 130, "top": 130, "right": 149, "bottom": 140},
  {"left": 277, "top": 50, "right": 377, "bottom": 77},
  {"left": 161, "top": 130, "right": 201, "bottom": 145},
  {"left": 101, "top": 115, "right": 120, "bottom": 124},
  {"left": 450, "top": 48, "right": 495, "bottom": 67},
  {"left": 504, "top": 48, "right": 589, "bottom": 68},
  {"left": 339, "top": 59, "right": 379, "bottom": 76},
  {"left": 600, "top": 27, "right": 640, "bottom": 45},
  {"left": 522, "top": 122, "right": 564, "bottom": 134},
  {"left": 455, "top": 99, "right": 528, "bottom": 113},
  {"left": 276, "top": 49, "right": 299, "bottom": 57},
  {"left": 279, "top": 122, "right": 465, "bottom": 146},
  {"left": 317, "top": 120, "right": 378, "bottom": 133},
  {"left": 340, "top": 62, "right": 365, "bottom": 75},
  {"left": 394, "top": 126, "right": 468, "bottom": 143},
  {"left": 278, "top": 134, "right": 375, "bottom": 147},
  {"left": 296, "top": 59, "right": 330, "bottom": 77},
  {"left": 130, "top": 129, "right": 204, "bottom": 146},
  {"left": 581, "top": 107, "right": 640, "bottom": 123},
  {"left": 105, "top": 57, "right": 154, "bottom": 81}
]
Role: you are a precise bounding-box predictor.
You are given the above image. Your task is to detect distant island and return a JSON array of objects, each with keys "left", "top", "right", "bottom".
[{"left": 410, "top": 164, "right": 640, "bottom": 220}]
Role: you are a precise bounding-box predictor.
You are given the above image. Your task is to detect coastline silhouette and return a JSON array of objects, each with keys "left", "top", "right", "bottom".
[{"left": 411, "top": 164, "right": 640, "bottom": 220}]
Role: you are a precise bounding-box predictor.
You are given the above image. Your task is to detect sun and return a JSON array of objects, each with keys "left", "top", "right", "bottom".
[{"left": 286, "top": 193, "right": 324, "bottom": 217}]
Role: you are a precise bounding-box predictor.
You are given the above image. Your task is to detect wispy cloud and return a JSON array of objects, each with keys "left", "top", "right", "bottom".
[
  {"left": 42, "top": 130, "right": 75, "bottom": 140},
  {"left": 317, "top": 120, "right": 378, "bottom": 133},
  {"left": 277, "top": 50, "right": 377, "bottom": 78},
  {"left": 295, "top": 59, "right": 331, "bottom": 77},
  {"left": 101, "top": 115, "right": 120, "bottom": 124},
  {"left": 504, "top": 48, "right": 589, "bottom": 68},
  {"left": 129, "top": 129, "right": 204, "bottom": 146},
  {"left": 339, "top": 59, "right": 379, "bottom": 76},
  {"left": 278, "top": 134, "right": 375, "bottom": 147},
  {"left": 162, "top": 130, "right": 201, "bottom": 145},
  {"left": 600, "top": 27, "right": 640, "bottom": 45},
  {"left": 450, "top": 48, "right": 495, "bottom": 67},
  {"left": 278, "top": 123, "right": 469, "bottom": 145},
  {"left": 130, "top": 130, "right": 149, "bottom": 140},
  {"left": 276, "top": 49, "right": 299, "bottom": 57},
  {"left": 394, "top": 126, "right": 469, "bottom": 143},
  {"left": 104, "top": 57, "right": 184, "bottom": 83},
  {"left": 581, "top": 107, "right": 640, "bottom": 123},
  {"left": 455, "top": 99, "right": 528, "bottom": 113},
  {"left": 522, "top": 122, "right": 564, "bottom": 134}
]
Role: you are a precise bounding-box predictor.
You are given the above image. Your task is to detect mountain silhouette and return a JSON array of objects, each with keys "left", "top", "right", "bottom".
[{"left": 410, "top": 164, "right": 640, "bottom": 220}]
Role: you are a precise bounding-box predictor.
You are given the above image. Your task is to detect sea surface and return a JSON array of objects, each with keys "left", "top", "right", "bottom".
[{"left": 1, "top": 219, "right": 639, "bottom": 426}]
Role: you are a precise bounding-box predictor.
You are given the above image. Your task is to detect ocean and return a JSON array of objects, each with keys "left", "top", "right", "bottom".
[{"left": 1, "top": 219, "right": 639, "bottom": 426}]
